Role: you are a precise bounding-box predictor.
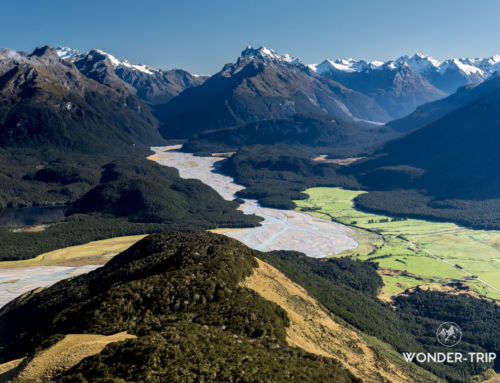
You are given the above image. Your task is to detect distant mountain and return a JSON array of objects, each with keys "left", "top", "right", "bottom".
[
  {"left": 312, "top": 53, "right": 500, "bottom": 95},
  {"left": 388, "top": 71, "right": 500, "bottom": 132},
  {"left": 57, "top": 47, "right": 205, "bottom": 104},
  {"left": 344, "top": 74, "right": 500, "bottom": 228},
  {"left": 0, "top": 46, "right": 162, "bottom": 154},
  {"left": 313, "top": 59, "right": 446, "bottom": 120},
  {"left": 182, "top": 112, "right": 397, "bottom": 156},
  {"left": 154, "top": 46, "right": 390, "bottom": 138}
]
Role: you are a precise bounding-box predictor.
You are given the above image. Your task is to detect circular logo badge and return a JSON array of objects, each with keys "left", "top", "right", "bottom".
[{"left": 436, "top": 322, "right": 462, "bottom": 347}]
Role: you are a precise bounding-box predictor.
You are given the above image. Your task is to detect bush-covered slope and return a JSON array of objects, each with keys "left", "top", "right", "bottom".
[
  {"left": 343, "top": 82, "right": 500, "bottom": 229},
  {"left": 0, "top": 232, "right": 496, "bottom": 382},
  {"left": 182, "top": 113, "right": 397, "bottom": 156},
  {"left": 67, "top": 157, "right": 259, "bottom": 226},
  {"left": 387, "top": 73, "right": 500, "bottom": 133},
  {"left": 219, "top": 145, "right": 360, "bottom": 209},
  {"left": 259, "top": 250, "right": 499, "bottom": 382},
  {"left": 0, "top": 231, "right": 358, "bottom": 383},
  {"left": 0, "top": 157, "right": 261, "bottom": 261}
]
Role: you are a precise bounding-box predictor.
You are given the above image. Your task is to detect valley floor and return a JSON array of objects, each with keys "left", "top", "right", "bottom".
[
  {"left": 151, "top": 146, "right": 358, "bottom": 257},
  {"left": 295, "top": 187, "right": 500, "bottom": 300}
]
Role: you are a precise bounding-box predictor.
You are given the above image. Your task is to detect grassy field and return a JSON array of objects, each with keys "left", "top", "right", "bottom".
[
  {"left": 0, "top": 235, "right": 146, "bottom": 268},
  {"left": 295, "top": 187, "right": 500, "bottom": 300}
]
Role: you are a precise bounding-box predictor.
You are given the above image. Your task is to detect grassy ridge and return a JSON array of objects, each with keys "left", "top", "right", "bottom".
[{"left": 0, "top": 231, "right": 496, "bottom": 382}]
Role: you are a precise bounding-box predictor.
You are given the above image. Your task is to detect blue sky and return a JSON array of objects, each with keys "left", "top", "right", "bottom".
[{"left": 2, "top": 0, "right": 500, "bottom": 74}]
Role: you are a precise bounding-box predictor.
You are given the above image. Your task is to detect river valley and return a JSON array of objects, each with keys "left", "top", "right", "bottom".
[{"left": 151, "top": 146, "right": 358, "bottom": 257}]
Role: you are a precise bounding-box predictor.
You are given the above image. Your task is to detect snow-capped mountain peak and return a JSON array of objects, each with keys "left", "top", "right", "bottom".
[
  {"left": 397, "top": 53, "right": 441, "bottom": 74},
  {"left": 57, "top": 47, "right": 160, "bottom": 76},
  {"left": 311, "top": 58, "right": 383, "bottom": 75},
  {"left": 55, "top": 46, "right": 80, "bottom": 60},
  {"left": 93, "top": 49, "right": 122, "bottom": 67},
  {"left": 439, "top": 58, "right": 484, "bottom": 76},
  {"left": 240, "top": 46, "right": 303, "bottom": 66}
]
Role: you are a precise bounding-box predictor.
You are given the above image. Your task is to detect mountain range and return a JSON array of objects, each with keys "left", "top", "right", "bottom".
[
  {"left": 2, "top": 43, "right": 499, "bottom": 229},
  {"left": 52, "top": 45, "right": 500, "bottom": 133},
  {"left": 311, "top": 53, "right": 500, "bottom": 94},
  {"left": 0, "top": 43, "right": 499, "bottom": 383},
  {"left": 153, "top": 46, "right": 391, "bottom": 138},
  {"left": 56, "top": 47, "right": 206, "bottom": 104},
  {"left": 0, "top": 46, "right": 161, "bottom": 154}
]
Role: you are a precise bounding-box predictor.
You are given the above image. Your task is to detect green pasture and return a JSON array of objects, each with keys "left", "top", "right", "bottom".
[{"left": 295, "top": 187, "right": 500, "bottom": 300}]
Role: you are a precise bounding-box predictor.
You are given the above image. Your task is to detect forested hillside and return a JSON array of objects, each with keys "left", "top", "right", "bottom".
[{"left": 0, "top": 232, "right": 496, "bottom": 382}]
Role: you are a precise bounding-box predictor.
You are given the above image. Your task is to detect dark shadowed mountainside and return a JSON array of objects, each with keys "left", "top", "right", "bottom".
[
  {"left": 0, "top": 46, "right": 162, "bottom": 154},
  {"left": 182, "top": 112, "right": 398, "bottom": 156},
  {"left": 343, "top": 77, "right": 500, "bottom": 228},
  {"left": 387, "top": 72, "right": 500, "bottom": 132}
]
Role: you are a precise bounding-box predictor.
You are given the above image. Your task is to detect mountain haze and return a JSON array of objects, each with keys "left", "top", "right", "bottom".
[
  {"left": 155, "top": 46, "right": 391, "bottom": 138},
  {"left": 345, "top": 74, "right": 500, "bottom": 228}
]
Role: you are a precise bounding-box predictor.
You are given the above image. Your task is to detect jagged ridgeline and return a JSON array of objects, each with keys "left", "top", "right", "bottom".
[
  {"left": 0, "top": 232, "right": 358, "bottom": 383},
  {"left": 0, "top": 46, "right": 162, "bottom": 154}
]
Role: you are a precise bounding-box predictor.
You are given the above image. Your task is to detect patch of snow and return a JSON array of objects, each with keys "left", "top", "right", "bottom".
[
  {"left": 440, "top": 58, "right": 485, "bottom": 76},
  {"left": 397, "top": 53, "right": 441, "bottom": 74},
  {"left": 56, "top": 46, "right": 80, "bottom": 60},
  {"left": 240, "top": 46, "right": 302, "bottom": 67},
  {"left": 95, "top": 49, "right": 122, "bottom": 67}
]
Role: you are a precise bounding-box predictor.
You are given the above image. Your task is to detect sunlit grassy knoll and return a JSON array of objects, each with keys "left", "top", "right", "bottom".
[
  {"left": 379, "top": 274, "right": 432, "bottom": 299},
  {"left": 0, "top": 235, "right": 147, "bottom": 268},
  {"left": 295, "top": 187, "right": 500, "bottom": 300}
]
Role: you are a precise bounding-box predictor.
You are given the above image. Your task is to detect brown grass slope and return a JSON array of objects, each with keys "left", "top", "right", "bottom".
[{"left": 242, "top": 258, "right": 442, "bottom": 383}]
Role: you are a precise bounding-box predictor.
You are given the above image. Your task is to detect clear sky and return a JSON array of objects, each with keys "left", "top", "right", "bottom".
[{"left": 2, "top": 0, "right": 500, "bottom": 74}]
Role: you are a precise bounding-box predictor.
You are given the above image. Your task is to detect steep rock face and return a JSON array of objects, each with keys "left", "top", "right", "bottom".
[
  {"left": 115, "top": 67, "right": 206, "bottom": 104},
  {"left": 155, "top": 46, "right": 390, "bottom": 138},
  {"left": 73, "top": 49, "right": 135, "bottom": 94},
  {"left": 0, "top": 46, "right": 162, "bottom": 153}
]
